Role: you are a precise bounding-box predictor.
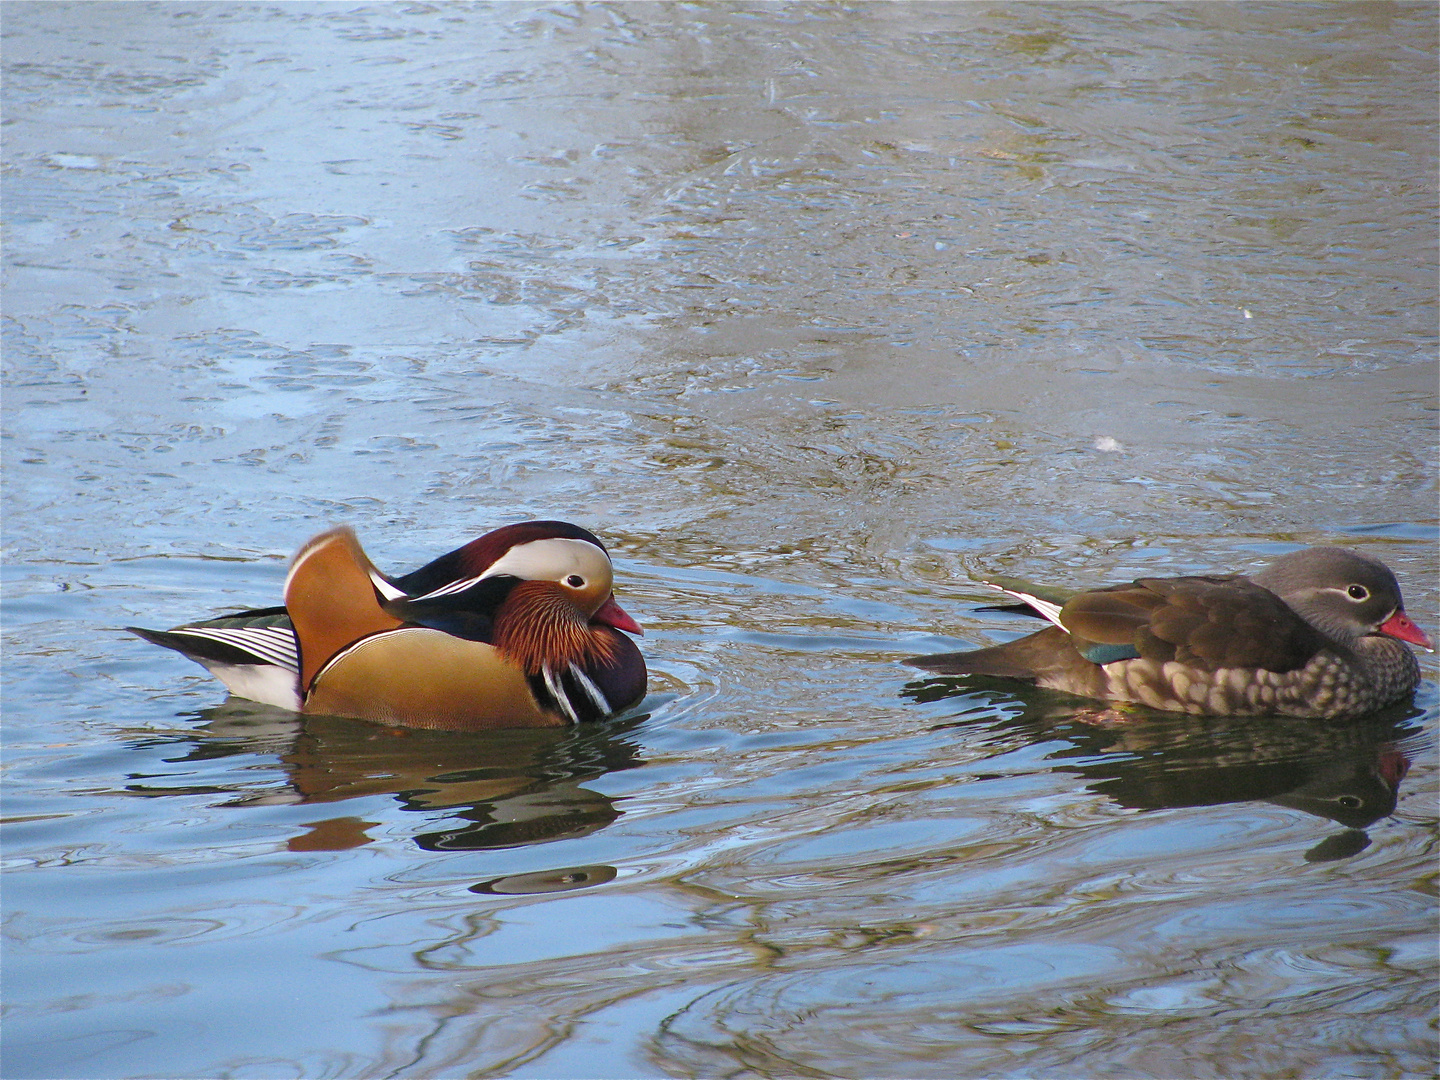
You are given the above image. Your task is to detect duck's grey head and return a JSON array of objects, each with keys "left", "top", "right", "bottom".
[{"left": 1251, "top": 546, "right": 1432, "bottom": 650}]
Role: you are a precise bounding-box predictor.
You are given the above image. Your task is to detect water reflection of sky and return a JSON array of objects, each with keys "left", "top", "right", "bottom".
[{"left": 3, "top": 4, "right": 1436, "bottom": 1079}]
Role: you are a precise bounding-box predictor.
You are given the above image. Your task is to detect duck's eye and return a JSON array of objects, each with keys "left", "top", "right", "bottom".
[
  {"left": 1347, "top": 585, "right": 1369, "bottom": 601},
  {"left": 565, "top": 575, "right": 585, "bottom": 589}
]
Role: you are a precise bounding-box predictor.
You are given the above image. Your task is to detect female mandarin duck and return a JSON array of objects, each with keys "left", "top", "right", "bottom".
[
  {"left": 130, "top": 521, "right": 646, "bottom": 729},
  {"left": 908, "top": 547, "right": 1432, "bottom": 721}
]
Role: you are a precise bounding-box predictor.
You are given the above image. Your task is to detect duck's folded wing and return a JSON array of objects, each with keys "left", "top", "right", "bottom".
[
  {"left": 1061, "top": 575, "right": 1328, "bottom": 673},
  {"left": 128, "top": 608, "right": 297, "bottom": 671}
]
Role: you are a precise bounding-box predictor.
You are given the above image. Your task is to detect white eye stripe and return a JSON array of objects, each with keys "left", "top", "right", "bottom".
[
  {"left": 477, "top": 537, "right": 608, "bottom": 583},
  {"left": 407, "top": 538, "right": 610, "bottom": 602},
  {"left": 1323, "top": 584, "right": 1375, "bottom": 603}
]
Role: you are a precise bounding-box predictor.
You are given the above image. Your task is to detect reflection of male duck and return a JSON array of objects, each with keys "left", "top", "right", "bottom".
[
  {"left": 278, "top": 715, "right": 646, "bottom": 851},
  {"left": 907, "top": 679, "right": 1420, "bottom": 859},
  {"left": 136, "top": 702, "right": 646, "bottom": 853}
]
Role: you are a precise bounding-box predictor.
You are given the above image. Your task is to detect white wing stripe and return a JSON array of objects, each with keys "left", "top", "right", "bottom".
[
  {"left": 173, "top": 626, "right": 299, "bottom": 672},
  {"left": 411, "top": 574, "right": 487, "bottom": 601},
  {"left": 983, "top": 582, "right": 1066, "bottom": 629},
  {"left": 542, "top": 666, "right": 581, "bottom": 724},
  {"left": 567, "top": 663, "right": 612, "bottom": 715},
  {"left": 369, "top": 569, "right": 407, "bottom": 601}
]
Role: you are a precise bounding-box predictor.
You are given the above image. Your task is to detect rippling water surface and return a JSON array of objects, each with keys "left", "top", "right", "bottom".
[{"left": 4, "top": 4, "right": 1437, "bottom": 1078}]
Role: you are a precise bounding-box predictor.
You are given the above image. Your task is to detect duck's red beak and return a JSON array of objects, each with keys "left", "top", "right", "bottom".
[
  {"left": 1380, "top": 610, "right": 1434, "bottom": 651},
  {"left": 593, "top": 594, "right": 643, "bottom": 636}
]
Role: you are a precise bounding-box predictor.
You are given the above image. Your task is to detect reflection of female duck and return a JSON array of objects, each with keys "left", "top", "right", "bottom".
[
  {"left": 1068, "top": 711, "right": 1417, "bottom": 862},
  {"left": 132, "top": 521, "right": 646, "bottom": 729},
  {"left": 910, "top": 547, "right": 1431, "bottom": 720},
  {"left": 1060, "top": 712, "right": 1415, "bottom": 831},
  {"left": 909, "top": 675, "right": 1418, "bottom": 845}
]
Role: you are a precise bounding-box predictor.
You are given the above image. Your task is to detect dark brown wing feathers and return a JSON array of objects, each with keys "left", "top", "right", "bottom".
[
  {"left": 1059, "top": 582, "right": 1167, "bottom": 647},
  {"left": 1064, "top": 575, "right": 1329, "bottom": 673}
]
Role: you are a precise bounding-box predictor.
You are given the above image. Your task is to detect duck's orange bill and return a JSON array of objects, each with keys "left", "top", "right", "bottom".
[
  {"left": 593, "top": 595, "right": 643, "bottom": 636},
  {"left": 1380, "top": 611, "right": 1434, "bottom": 651}
]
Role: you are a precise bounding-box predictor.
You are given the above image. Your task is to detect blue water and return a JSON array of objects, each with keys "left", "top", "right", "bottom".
[{"left": 4, "top": 4, "right": 1436, "bottom": 1078}]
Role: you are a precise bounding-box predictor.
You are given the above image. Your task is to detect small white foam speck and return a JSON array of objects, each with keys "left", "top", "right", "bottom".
[{"left": 46, "top": 153, "right": 103, "bottom": 170}]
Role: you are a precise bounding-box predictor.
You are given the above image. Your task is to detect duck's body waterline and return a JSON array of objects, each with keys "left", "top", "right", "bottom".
[{"left": 135, "top": 536, "right": 1428, "bottom": 728}]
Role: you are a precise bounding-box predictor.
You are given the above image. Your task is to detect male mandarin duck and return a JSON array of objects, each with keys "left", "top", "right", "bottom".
[
  {"left": 908, "top": 547, "right": 1432, "bottom": 721},
  {"left": 130, "top": 521, "right": 647, "bottom": 729}
]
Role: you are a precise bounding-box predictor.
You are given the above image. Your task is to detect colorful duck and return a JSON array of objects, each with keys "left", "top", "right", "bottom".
[{"left": 131, "top": 521, "right": 646, "bottom": 729}]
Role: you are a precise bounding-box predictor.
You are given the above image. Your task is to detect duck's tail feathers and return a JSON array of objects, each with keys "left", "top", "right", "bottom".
[{"left": 907, "top": 626, "right": 1094, "bottom": 685}]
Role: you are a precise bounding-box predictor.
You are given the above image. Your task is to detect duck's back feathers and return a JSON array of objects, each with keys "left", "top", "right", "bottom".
[{"left": 380, "top": 577, "right": 521, "bottom": 642}]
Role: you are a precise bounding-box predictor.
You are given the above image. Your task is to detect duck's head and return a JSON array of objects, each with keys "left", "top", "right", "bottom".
[
  {"left": 1251, "top": 546, "right": 1432, "bottom": 651},
  {"left": 471, "top": 522, "right": 642, "bottom": 635},
  {"left": 393, "top": 520, "right": 642, "bottom": 636}
]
